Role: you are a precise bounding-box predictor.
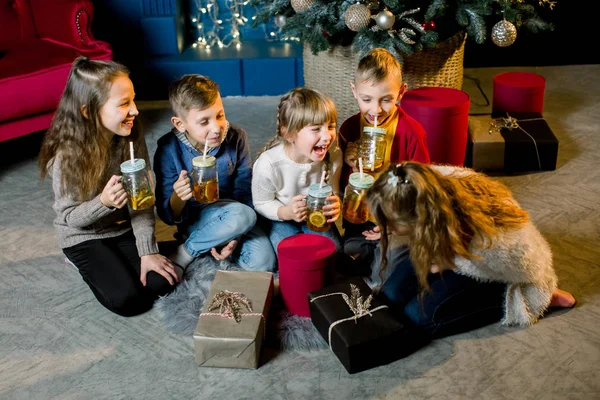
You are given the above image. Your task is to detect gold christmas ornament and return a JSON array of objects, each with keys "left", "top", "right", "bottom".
[
  {"left": 345, "top": 3, "right": 371, "bottom": 32},
  {"left": 375, "top": 10, "right": 395, "bottom": 30},
  {"left": 291, "top": 0, "right": 313, "bottom": 13},
  {"left": 491, "top": 19, "right": 517, "bottom": 47}
]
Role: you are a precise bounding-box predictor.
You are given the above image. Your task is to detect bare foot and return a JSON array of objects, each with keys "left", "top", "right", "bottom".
[{"left": 550, "top": 288, "right": 576, "bottom": 308}]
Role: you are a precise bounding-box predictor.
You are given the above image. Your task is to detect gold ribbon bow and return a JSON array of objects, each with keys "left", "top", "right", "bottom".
[
  {"left": 489, "top": 115, "right": 520, "bottom": 134},
  {"left": 310, "top": 284, "right": 388, "bottom": 348},
  {"left": 342, "top": 284, "right": 374, "bottom": 322},
  {"left": 205, "top": 290, "right": 253, "bottom": 323}
]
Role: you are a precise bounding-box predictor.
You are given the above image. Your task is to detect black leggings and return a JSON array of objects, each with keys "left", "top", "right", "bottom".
[{"left": 63, "top": 231, "right": 175, "bottom": 317}]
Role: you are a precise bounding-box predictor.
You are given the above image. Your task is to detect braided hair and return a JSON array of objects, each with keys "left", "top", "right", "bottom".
[{"left": 257, "top": 87, "right": 338, "bottom": 183}]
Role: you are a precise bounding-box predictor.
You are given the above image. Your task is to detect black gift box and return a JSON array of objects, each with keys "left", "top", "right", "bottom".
[
  {"left": 308, "top": 278, "right": 422, "bottom": 374},
  {"left": 466, "top": 113, "right": 558, "bottom": 172}
]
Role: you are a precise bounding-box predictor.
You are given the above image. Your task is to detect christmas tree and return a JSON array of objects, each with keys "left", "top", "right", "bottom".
[{"left": 251, "top": 0, "right": 557, "bottom": 59}]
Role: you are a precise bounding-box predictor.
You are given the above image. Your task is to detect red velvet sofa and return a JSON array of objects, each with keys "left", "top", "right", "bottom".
[{"left": 0, "top": 0, "right": 113, "bottom": 143}]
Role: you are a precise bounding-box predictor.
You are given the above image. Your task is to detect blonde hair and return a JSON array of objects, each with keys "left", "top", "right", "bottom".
[
  {"left": 39, "top": 57, "right": 148, "bottom": 200},
  {"left": 355, "top": 48, "right": 402, "bottom": 85},
  {"left": 168, "top": 74, "right": 220, "bottom": 118},
  {"left": 258, "top": 87, "right": 338, "bottom": 181},
  {"left": 367, "top": 162, "right": 530, "bottom": 292}
]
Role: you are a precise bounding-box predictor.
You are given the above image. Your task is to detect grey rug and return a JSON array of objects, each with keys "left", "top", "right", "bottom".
[{"left": 154, "top": 255, "right": 327, "bottom": 350}]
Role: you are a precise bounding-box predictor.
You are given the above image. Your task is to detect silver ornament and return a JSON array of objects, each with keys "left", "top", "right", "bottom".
[
  {"left": 291, "top": 0, "right": 313, "bottom": 13},
  {"left": 491, "top": 19, "right": 517, "bottom": 47},
  {"left": 375, "top": 10, "right": 395, "bottom": 30},
  {"left": 274, "top": 14, "right": 287, "bottom": 27},
  {"left": 345, "top": 3, "right": 371, "bottom": 32}
]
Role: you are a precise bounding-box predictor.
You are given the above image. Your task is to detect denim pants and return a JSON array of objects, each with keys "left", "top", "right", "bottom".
[
  {"left": 184, "top": 200, "right": 276, "bottom": 272},
  {"left": 376, "top": 250, "right": 506, "bottom": 339},
  {"left": 260, "top": 216, "right": 343, "bottom": 255}
]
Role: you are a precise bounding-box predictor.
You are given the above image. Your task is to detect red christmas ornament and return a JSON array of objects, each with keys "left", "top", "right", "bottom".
[
  {"left": 421, "top": 20, "right": 436, "bottom": 31},
  {"left": 322, "top": 29, "right": 329, "bottom": 38}
]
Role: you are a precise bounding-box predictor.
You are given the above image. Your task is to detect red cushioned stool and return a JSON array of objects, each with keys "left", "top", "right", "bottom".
[
  {"left": 277, "top": 234, "right": 336, "bottom": 317},
  {"left": 493, "top": 72, "right": 546, "bottom": 117},
  {"left": 401, "top": 87, "right": 471, "bottom": 166}
]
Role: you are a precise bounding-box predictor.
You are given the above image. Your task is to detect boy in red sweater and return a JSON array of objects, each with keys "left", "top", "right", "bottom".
[{"left": 338, "top": 48, "right": 430, "bottom": 280}]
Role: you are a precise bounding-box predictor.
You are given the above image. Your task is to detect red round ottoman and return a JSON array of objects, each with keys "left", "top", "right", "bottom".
[
  {"left": 277, "top": 234, "right": 336, "bottom": 317},
  {"left": 401, "top": 87, "right": 471, "bottom": 166},
  {"left": 493, "top": 72, "right": 545, "bottom": 116}
]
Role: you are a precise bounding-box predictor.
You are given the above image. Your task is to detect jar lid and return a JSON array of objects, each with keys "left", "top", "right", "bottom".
[
  {"left": 349, "top": 172, "right": 375, "bottom": 189},
  {"left": 192, "top": 156, "right": 216, "bottom": 167},
  {"left": 362, "top": 126, "right": 386, "bottom": 136},
  {"left": 308, "top": 183, "right": 332, "bottom": 198},
  {"left": 120, "top": 158, "right": 146, "bottom": 173}
]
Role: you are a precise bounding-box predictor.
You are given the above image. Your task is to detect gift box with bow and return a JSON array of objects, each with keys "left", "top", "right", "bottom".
[
  {"left": 466, "top": 112, "right": 559, "bottom": 172},
  {"left": 308, "top": 278, "right": 423, "bottom": 374},
  {"left": 193, "top": 270, "right": 273, "bottom": 369}
]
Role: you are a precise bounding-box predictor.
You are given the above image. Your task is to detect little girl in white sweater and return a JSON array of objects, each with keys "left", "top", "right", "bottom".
[{"left": 252, "top": 88, "right": 343, "bottom": 253}]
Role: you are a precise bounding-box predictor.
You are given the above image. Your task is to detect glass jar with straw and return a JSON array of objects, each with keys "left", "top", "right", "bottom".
[
  {"left": 342, "top": 158, "right": 374, "bottom": 224},
  {"left": 120, "top": 142, "right": 155, "bottom": 211},
  {"left": 306, "top": 170, "right": 332, "bottom": 232},
  {"left": 359, "top": 116, "right": 386, "bottom": 172},
  {"left": 191, "top": 141, "right": 219, "bottom": 204}
]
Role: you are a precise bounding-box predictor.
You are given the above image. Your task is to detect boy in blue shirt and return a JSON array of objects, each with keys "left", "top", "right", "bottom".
[{"left": 154, "top": 75, "right": 275, "bottom": 274}]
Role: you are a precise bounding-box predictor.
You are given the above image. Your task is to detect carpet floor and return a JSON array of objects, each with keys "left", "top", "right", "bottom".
[{"left": 0, "top": 65, "right": 599, "bottom": 399}]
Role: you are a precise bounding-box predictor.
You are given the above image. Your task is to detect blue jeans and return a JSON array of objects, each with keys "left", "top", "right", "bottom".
[
  {"left": 183, "top": 200, "right": 276, "bottom": 272},
  {"left": 260, "top": 217, "right": 342, "bottom": 254},
  {"left": 364, "top": 243, "right": 410, "bottom": 288},
  {"left": 377, "top": 252, "right": 506, "bottom": 339}
]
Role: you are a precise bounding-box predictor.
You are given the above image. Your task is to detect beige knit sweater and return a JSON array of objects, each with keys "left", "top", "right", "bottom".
[{"left": 433, "top": 165, "right": 557, "bottom": 326}]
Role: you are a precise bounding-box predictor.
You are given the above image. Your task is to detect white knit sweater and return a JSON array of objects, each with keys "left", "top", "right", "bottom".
[
  {"left": 252, "top": 143, "right": 343, "bottom": 221},
  {"left": 433, "top": 165, "right": 557, "bottom": 326}
]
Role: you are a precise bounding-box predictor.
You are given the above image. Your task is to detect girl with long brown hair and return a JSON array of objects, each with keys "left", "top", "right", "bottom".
[
  {"left": 366, "top": 162, "right": 575, "bottom": 335},
  {"left": 39, "top": 57, "right": 179, "bottom": 317}
]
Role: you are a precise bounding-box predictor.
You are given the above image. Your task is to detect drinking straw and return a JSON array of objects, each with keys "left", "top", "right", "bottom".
[
  {"left": 359, "top": 157, "right": 363, "bottom": 180},
  {"left": 129, "top": 142, "right": 135, "bottom": 165},
  {"left": 203, "top": 140, "right": 208, "bottom": 161},
  {"left": 374, "top": 115, "right": 378, "bottom": 128},
  {"left": 319, "top": 169, "right": 326, "bottom": 189}
]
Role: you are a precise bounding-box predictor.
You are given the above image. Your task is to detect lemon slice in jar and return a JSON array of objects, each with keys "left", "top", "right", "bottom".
[
  {"left": 137, "top": 195, "right": 153, "bottom": 208},
  {"left": 205, "top": 181, "right": 218, "bottom": 201},
  {"left": 309, "top": 211, "right": 327, "bottom": 227}
]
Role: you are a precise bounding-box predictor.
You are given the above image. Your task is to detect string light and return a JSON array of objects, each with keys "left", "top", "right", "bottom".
[{"left": 191, "top": 0, "right": 289, "bottom": 50}]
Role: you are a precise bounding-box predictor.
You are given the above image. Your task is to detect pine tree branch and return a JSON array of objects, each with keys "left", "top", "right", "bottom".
[
  {"left": 425, "top": 0, "right": 447, "bottom": 21},
  {"left": 250, "top": 0, "right": 556, "bottom": 53}
]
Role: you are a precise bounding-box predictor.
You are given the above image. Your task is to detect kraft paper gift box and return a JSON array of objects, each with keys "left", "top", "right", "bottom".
[
  {"left": 466, "top": 113, "right": 559, "bottom": 172},
  {"left": 308, "top": 277, "right": 423, "bottom": 374},
  {"left": 193, "top": 270, "right": 273, "bottom": 369}
]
